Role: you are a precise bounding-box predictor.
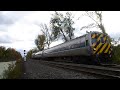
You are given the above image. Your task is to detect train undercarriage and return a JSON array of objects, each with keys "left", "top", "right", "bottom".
[{"left": 36, "top": 54, "right": 113, "bottom": 66}]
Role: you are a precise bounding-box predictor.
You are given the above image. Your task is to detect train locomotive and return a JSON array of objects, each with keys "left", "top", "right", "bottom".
[{"left": 32, "top": 31, "right": 112, "bottom": 65}]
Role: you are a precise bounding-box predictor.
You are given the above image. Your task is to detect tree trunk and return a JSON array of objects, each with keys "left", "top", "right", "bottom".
[{"left": 60, "top": 28, "right": 68, "bottom": 42}]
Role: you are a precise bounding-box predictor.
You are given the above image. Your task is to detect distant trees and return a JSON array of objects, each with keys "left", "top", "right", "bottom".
[
  {"left": 26, "top": 48, "right": 38, "bottom": 59},
  {"left": 0, "top": 46, "right": 6, "bottom": 59},
  {"left": 26, "top": 49, "right": 33, "bottom": 59},
  {"left": 0, "top": 46, "right": 22, "bottom": 62},
  {"left": 35, "top": 34, "right": 46, "bottom": 51}
]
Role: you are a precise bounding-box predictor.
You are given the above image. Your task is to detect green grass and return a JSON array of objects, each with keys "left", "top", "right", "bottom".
[
  {"left": 111, "top": 55, "right": 120, "bottom": 64},
  {"left": 2, "top": 61, "right": 23, "bottom": 79},
  {"left": 110, "top": 45, "right": 120, "bottom": 64}
]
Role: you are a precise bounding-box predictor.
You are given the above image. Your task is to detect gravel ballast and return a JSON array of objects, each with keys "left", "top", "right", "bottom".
[{"left": 22, "top": 59, "right": 99, "bottom": 79}]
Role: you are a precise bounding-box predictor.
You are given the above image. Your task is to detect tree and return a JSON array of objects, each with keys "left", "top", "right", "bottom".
[
  {"left": 26, "top": 49, "right": 33, "bottom": 59},
  {"left": 32, "top": 47, "right": 38, "bottom": 53},
  {"left": 39, "top": 23, "right": 53, "bottom": 49},
  {"left": 26, "top": 48, "right": 38, "bottom": 59},
  {"left": 50, "top": 11, "right": 75, "bottom": 42},
  {"left": 0, "top": 46, "right": 6, "bottom": 60},
  {"left": 81, "top": 11, "right": 106, "bottom": 34},
  {"left": 5, "top": 48, "right": 22, "bottom": 61},
  {"left": 5, "top": 48, "right": 13, "bottom": 60},
  {"left": 35, "top": 34, "right": 46, "bottom": 50},
  {"left": 0, "top": 46, "right": 22, "bottom": 62}
]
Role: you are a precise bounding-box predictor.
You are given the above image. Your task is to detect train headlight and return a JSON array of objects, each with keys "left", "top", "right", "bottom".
[{"left": 93, "top": 48, "right": 96, "bottom": 51}]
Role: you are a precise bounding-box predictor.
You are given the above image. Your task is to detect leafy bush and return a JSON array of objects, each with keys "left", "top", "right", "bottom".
[
  {"left": 2, "top": 61, "right": 23, "bottom": 79},
  {"left": 111, "top": 45, "right": 120, "bottom": 64}
]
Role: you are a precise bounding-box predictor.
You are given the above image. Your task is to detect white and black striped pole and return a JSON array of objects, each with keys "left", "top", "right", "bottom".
[{"left": 24, "top": 50, "right": 26, "bottom": 61}]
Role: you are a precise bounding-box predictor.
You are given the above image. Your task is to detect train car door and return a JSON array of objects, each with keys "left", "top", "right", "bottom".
[{"left": 85, "top": 34, "right": 89, "bottom": 47}]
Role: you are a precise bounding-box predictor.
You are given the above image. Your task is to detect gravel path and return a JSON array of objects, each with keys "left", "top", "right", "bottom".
[{"left": 22, "top": 59, "right": 99, "bottom": 79}]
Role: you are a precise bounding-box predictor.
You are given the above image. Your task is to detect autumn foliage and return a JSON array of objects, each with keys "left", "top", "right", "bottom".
[{"left": 0, "top": 46, "right": 22, "bottom": 62}]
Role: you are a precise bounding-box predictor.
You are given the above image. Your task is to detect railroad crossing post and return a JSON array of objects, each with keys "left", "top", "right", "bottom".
[{"left": 24, "top": 50, "right": 26, "bottom": 62}]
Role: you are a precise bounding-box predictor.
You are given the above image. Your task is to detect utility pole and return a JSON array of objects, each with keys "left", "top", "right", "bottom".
[{"left": 24, "top": 50, "right": 26, "bottom": 61}]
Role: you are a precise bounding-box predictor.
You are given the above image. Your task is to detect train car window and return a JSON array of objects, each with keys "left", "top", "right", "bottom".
[
  {"left": 100, "top": 37, "right": 104, "bottom": 43},
  {"left": 86, "top": 40, "right": 89, "bottom": 46},
  {"left": 92, "top": 38, "right": 97, "bottom": 44},
  {"left": 80, "top": 42, "right": 85, "bottom": 47}
]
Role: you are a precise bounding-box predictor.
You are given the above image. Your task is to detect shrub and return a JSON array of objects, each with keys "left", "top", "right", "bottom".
[
  {"left": 2, "top": 61, "right": 23, "bottom": 79},
  {"left": 111, "top": 45, "right": 120, "bottom": 64}
]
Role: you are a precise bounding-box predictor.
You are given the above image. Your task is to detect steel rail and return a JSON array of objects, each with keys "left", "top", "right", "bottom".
[{"left": 39, "top": 60, "right": 120, "bottom": 79}]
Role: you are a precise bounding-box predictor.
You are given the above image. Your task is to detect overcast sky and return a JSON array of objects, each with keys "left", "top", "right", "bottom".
[{"left": 0, "top": 11, "right": 120, "bottom": 56}]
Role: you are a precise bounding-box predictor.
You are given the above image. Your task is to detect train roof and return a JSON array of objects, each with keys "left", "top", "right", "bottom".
[
  {"left": 43, "top": 31, "right": 103, "bottom": 51},
  {"left": 35, "top": 51, "right": 42, "bottom": 55},
  {"left": 34, "top": 31, "right": 106, "bottom": 54},
  {"left": 44, "top": 35, "right": 85, "bottom": 50}
]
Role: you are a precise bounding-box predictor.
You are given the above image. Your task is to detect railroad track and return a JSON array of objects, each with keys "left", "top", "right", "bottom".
[
  {"left": 39, "top": 60, "right": 120, "bottom": 79},
  {"left": 104, "top": 65, "right": 120, "bottom": 69}
]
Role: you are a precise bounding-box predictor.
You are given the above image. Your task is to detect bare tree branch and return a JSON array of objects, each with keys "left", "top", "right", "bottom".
[
  {"left": 80, "top": 23, "right": 97, "bottom": 30},
  {"left": 39, "top": 23, "right": 53, "bottom": 49},
  {"left": 85, "top": 11, "right": 100, "bottom": 26},
  {"left": 81, "top": 11, "right": 106, "bottom": 34}
]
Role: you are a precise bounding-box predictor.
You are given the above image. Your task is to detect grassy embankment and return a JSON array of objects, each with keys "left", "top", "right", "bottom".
[{"left": 2, "top": 59, "right": 24, "bottom": 79}]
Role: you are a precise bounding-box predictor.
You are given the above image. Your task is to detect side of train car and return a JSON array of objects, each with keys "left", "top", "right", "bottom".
[{"left": 32, "top": 31, "right": 112, "bottom": 64}]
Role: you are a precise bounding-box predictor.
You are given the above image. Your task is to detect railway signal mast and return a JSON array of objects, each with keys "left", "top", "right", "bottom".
[{"left": 24, "top": 50, "right": 26, "bottom": 61}]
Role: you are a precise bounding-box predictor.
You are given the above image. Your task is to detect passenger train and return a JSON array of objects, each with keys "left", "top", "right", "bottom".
[{"left": 32, "top": 31, "right": 112, "bottom": 65}]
